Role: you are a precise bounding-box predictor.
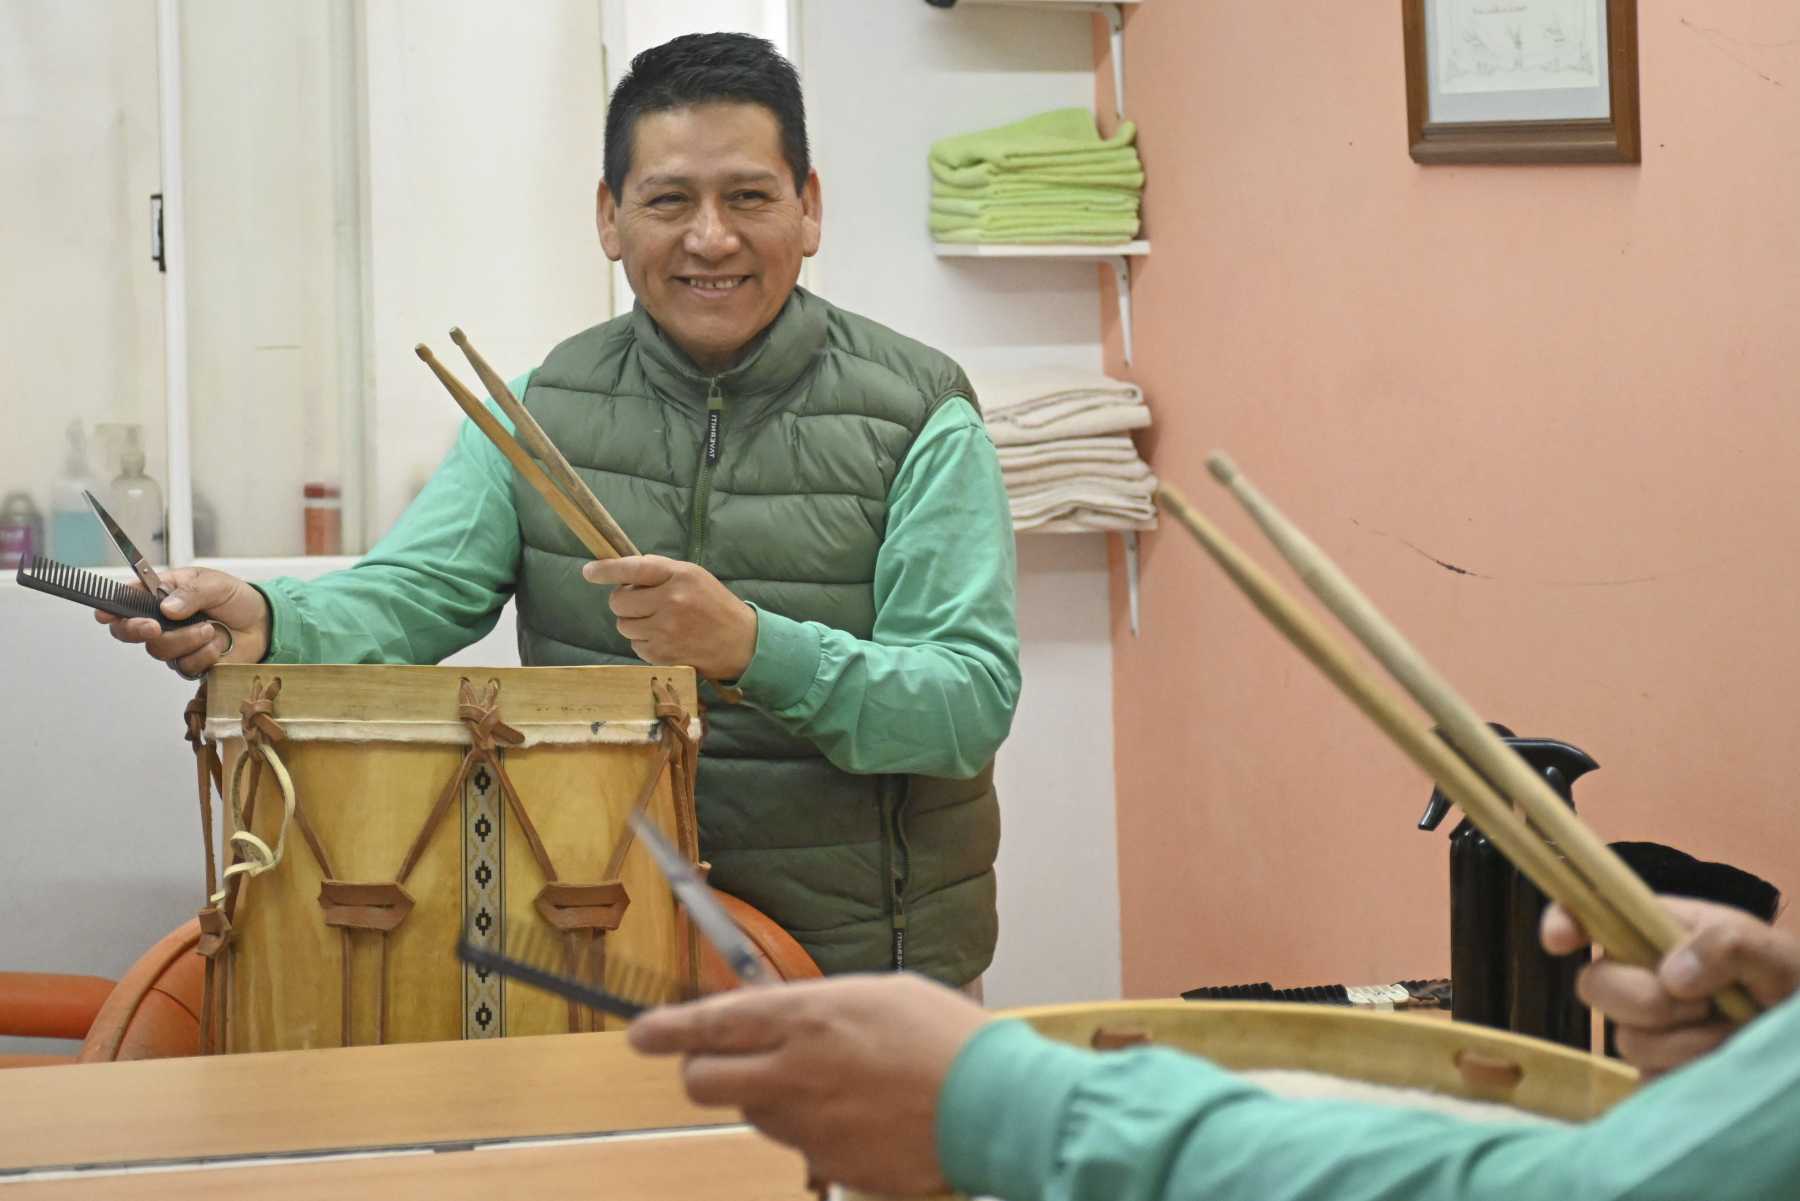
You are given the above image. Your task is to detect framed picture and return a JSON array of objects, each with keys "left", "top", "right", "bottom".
[{"left": 1402, "top": 0, "right": 1639, "bottom": 164}]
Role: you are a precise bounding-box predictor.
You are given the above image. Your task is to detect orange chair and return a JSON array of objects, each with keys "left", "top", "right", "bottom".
[
  {"left": 0, "top": 920, "right": 205, "bottom": 1068},
  {"left": 0, "top": 899, "right": 816, "bottom": 1067}
]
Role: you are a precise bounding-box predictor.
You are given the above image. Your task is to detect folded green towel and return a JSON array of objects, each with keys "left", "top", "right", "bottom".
[
  {"left": 936, "top": 158, "right": 1144, "bottom": 193},
  {"left": 930, "top": 108, "right": 1137, "bottom": 170},
  {"left": 933, "top": 228, "right": 1143, "bottom": 245},
  {"left": 929, "top": 209, "right": 1142, "bottom": 239},
  {"left": 931, "top": 172, "right": 1147, "bottom": 200},
  {"left": 931, "top": 192, "right": 1140, "bottom": 217}
]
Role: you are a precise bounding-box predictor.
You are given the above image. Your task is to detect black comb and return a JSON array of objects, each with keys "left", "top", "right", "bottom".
[
  {"left": 1180, "top": 981, "right": 1354, "bottom": 1005},
  {"left": 15, "top": 554, "right": 202, "bottom": 629},
  {"left": 456, "top": 923, "right": 691, "bottom": 1020}
]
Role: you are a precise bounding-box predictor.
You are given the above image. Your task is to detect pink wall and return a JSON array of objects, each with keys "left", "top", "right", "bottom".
[{"left": 1105, "top": 3, "right": 1800, "bottom": 997}]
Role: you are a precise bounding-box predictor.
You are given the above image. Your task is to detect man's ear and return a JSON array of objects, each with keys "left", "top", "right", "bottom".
[
  {"left": 597, "top": 180, "right": 624, "bottom": 262},
  {"left": 800, "top": 169, "right": 823, "bottom": 258}
]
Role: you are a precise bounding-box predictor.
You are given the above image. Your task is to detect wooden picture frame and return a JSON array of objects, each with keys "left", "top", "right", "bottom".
[{"left": 1403, "top": 0, "right": 1639, "bottom": 164}]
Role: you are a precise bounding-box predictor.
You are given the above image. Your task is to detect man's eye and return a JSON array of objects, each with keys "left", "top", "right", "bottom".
[
  {"left": 732, "top": 191, "right": 771, "bottom": 203},
  {"left": 648, "top": 193, "right": 684, "bottom": 207}
]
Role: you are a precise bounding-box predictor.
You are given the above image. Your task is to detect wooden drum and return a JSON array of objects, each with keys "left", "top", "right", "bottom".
[
  {"left": 194, "top": 664, "right": 703, "bottom": 1053},
  {"left": 842, "top": 1000, "right": 1639, "bottom": 1201}
]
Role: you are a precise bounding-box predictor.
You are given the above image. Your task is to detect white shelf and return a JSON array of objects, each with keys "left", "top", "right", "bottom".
[
  {"left": 938, "top": 0, "right": 1149, "bottom": 635},
  {"left": 933, "top": 240, "right": 1149, "bottom": 258}
]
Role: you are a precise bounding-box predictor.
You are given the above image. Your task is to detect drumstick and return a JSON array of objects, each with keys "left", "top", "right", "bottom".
[
  {"left": 415, "top": 345, "right": 621, "bottom": 561},
  {"left": 1153, "top": 483, "right": 1659, "bottom": 974},
  {"left": 449, "top": 326, "right": 641, "bottom": 558},
  {"left": 1199, "top": 457, "right": 1760, "bottom": 1025}
]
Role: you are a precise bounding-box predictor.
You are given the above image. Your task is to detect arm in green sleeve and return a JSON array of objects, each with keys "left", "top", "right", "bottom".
[
  {"left": 733, "top": 397, "right": 1021, "bottom": 778},
  {"left": 259, "top": 374, "right": 531, "bottom": 665},
  {"left": 939, "top": 1001, "right": 1800, "bottom": 1201}
]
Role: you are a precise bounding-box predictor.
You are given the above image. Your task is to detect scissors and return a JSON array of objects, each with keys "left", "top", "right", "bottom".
[
  {"left": 629, "top": 811, "right": 773, "bottom": 987},
  {"left": 83, "top": 490, "right": 170, "bottom": 600},
  {"left": 83, "top": 490, "right": 228, "bottom": 658}
]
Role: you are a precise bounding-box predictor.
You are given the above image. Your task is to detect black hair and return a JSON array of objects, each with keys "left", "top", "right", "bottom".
[{"left": 603, "top": 33, "right": 810, "bottom": 196}]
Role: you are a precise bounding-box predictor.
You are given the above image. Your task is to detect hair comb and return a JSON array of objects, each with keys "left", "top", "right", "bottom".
[
  {"left": 456, "top": 923, "right": 693, "bottom": 1020},
  {"left": 15, "top": 555, "right": 201, "bottom": 629}
]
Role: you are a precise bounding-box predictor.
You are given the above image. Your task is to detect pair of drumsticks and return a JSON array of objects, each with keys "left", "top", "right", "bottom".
[
  {"left": 416, "top": 330, "right": 638, "bottom": 561},
  {"left": 1158, "top": 460, "right": 1760, "bottom": 1027}
]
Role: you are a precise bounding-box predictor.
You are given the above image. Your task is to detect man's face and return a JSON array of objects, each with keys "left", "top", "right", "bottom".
[{"left": 599, "top": 102, "right": 822, "bottom": 375}]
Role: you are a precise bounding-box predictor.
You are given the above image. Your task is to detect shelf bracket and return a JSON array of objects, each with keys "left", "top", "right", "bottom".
[
  {"left": 1100, "top": 254, "right": 1134, "bottom": 366},
  {"left": 1105, "top": 3, "right": 1126, "bottom": 121}
]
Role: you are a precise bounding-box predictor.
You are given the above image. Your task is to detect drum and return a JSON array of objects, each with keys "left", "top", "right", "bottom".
[
  {"left": 193, "top": 664, "right": 704, "bottom": 1053},
  {"left": 840, "top": 1000, "right": 1639, "bottom": 1201}
]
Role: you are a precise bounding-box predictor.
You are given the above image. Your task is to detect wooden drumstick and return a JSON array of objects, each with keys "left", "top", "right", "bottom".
[
  {"left": 1152, "top": 482, "right": 1661, "bottom": 975},
  {"left": 415, "top": 345, "right": 621, "bottom": 561},
  {"left": 1199, "top": 457, "right": 1760, "bottom": 1025},
  {"left": 449, "top": 326, "right": 640, "bottom": 558}
]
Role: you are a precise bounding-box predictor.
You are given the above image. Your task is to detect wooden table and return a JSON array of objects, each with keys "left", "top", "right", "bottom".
[
  {"left": 4, "top": 1131, "right": 812, "bottom": 1199},
  {"left": 0, "top": 1030, "right": 810, "bottom": 1196}
]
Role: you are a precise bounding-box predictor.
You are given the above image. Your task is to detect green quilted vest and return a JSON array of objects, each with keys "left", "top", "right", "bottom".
[{"left": 512, "top": 289, "right": 1000, "bottom": 986}]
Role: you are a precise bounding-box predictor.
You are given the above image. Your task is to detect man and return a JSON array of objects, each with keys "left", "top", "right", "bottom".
[
  {"left": 631, "top": 898, "right": 1800, "bottom": 1199},
  {"left": 98, "top": 33, "right": 1020, "bottom": 988}
]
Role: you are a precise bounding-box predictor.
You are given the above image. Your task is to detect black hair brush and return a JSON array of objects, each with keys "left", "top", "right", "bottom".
[
  {"left": 16, "top": 554, "right": 202, "bottom": 629},
  {"left": 456, "top": 923, "right": 692, "bottom": 1020}
]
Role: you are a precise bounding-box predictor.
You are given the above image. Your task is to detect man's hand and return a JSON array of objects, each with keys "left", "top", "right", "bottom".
[
  {"left": 581, "top": 555, "right": 757, "bottom": 681},
  {"left": 94, "top": 567, "right": 270, "bottom": 679},
  {"left": 1542, "top": 896, "right": 1800, "bottom": 1076},
  {"left": 629, "top": 974, "right": 988, "bottom": 1196}
]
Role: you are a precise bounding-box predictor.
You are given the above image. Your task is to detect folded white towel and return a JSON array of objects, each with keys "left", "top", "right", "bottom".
[
  {"left": 972, "top": 366, "right": 1143, "bottom": 416},
  {"left": 1002, "top": 458, "right": 1153, "bottom": 489},
  {"left": 1009, "top": 476, "right": 1159, "bottom": 528},
  {"left": 1026, "top": 512, "right": 1159, "bottom": 534},
  {"left": 987, "top": 403, "right": 1152, "bottom": 447},
  {"left": 996, "top": 434, "right": 1143, "bottom": 470}
]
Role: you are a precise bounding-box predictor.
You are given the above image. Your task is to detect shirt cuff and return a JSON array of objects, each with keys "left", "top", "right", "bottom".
[
  {"left": 936, "top": 1019, "right": 1094, "bottom": 1201},
  {"left": 256, "top": 578, "right": 308, "bottom": 663},
  {"left": 733, "top": 603, "right": 822, "bottom": 712}
]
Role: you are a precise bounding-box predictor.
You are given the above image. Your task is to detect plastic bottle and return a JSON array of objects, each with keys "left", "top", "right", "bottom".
[
  {"left": 304, "top": 481, "right": 342, "bottom": 555},
  {"left": 108, "top": 424, "right": 166, "bottom": 565},
  {"left": 0, "top": 491, "right": 44, "bottom": 569},
  {"left": 49, "top": 420, "right": 107, "bottom": 566}
]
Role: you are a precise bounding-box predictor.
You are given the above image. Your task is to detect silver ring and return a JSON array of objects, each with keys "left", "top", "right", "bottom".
[
  {"left": 174, "top": 663, "right": 203, "bottom": 682},
  {"left": 210, "top": 620, "right": 236, "bottom": 658}
]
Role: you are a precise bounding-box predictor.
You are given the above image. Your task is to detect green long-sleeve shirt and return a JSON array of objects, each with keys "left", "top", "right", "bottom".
[
  {"left": 259, "top": 374, "right": 1020, "bottom": 779},
  {"left": 939, "top": 997, "right": 1800, "bottom": 1200}
]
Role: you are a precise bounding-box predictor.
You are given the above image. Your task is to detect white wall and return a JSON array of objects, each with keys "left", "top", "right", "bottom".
[
  {"left": 0, "top": 2, "right": 1121, "bottom": 1047},
  {"left": 360, "top": 0, "right": 613, "bottom": 539},
  {"left": 181, "top": 0, "right": 356, "bottom": 558}
]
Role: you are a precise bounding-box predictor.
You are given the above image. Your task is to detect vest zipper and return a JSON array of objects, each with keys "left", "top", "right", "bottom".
[
  {"left": 882, "top": 780, "right": 911, "bottom": 971},
  {"left": 684, "top": 378, "right": 725, "bottom": 563}
]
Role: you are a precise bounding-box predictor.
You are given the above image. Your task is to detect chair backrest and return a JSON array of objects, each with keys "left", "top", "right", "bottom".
[
  {"left": 78, "top": 919, "right": 204, "bottom": 1063},
  {"left": 698, "top": 892, "right": 823, "bottom": 994}
]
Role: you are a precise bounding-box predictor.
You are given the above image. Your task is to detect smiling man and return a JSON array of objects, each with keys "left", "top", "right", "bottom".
[{"left": 98, "top": 33, "right": 1021, "bottom": 988}]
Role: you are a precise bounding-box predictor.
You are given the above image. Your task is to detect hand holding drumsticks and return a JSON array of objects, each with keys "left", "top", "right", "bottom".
[{"left": 1155, "top": 461, "right": 1761, "bottom": 1028}]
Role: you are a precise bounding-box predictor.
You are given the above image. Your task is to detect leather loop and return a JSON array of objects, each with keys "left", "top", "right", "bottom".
[
  {"left": 1454, "top": 1048, "right": 1526, "bottom": 1091},
  {"left": 1091, "top": 1025, "right": 1154, "bottom": 1051},
  {"left": 536, "top": 881, "right": 631, "bottom": 932},
  {"left": 319, "top": 880, "right": 416, "bottom": 932}
]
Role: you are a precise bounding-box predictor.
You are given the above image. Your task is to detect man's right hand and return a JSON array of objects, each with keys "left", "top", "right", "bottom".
[
  {"left": 94, "top": 567, "right": 271, "bottom": 680},
  {"left": 1542, "top": 896, "right": 1800, "bottom": 1077}
]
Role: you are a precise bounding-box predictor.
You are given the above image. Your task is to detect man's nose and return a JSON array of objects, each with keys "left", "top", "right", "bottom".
[{"left": 683, "top": 198, "right": 743, "bottom": 260}]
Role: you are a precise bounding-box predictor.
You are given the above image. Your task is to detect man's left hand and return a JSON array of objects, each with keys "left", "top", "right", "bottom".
[
  {"left": 629, "top": 974, "right": 988, "bottom": 1196},
  {"left": 582, "top": 555, "right": 757, "bottom": 681}
]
